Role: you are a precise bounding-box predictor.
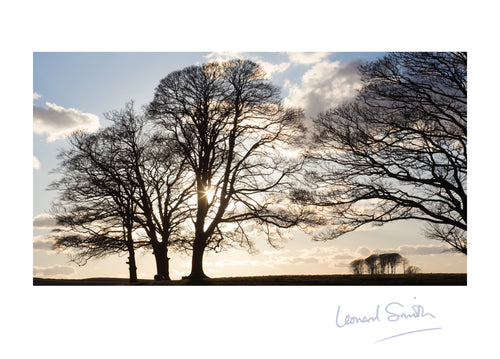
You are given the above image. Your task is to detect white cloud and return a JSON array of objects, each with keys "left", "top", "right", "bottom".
[
  {"left": 332, "top": 253, "right": 355, "bottom": 260},
  {"left": 33, "top": 102, "right": 100, "bottom": 142},
  {"left": 33, "top": 213, "right": 57, "bottom": 229},
  {"left": 33, "top": 92, "right": 42, "bottom": 100},
  {"left": 287, "top": 52, "right": 332, "bottom": 64},
  {"left": 289, "top": 257, "right": 319, "bottom": 264},
  {"left": 284, "top": 59, "right": 362, "bottom": 117},
  {"left": 356, "top": 246, "right": 371, "bottom": 257},
  {"left": 203, "top": 52, "right": 244, "bottom": 62},
  {"left": 397, "top": 244, "right": 450, "bottom": 256},
  {"left": 33, "top": 235, "right": 54, "bottom": 251},
  {"left": 33, "top": 264, "right": 76, "bottom": 277},
  {"left": 203, "top": 53, "right": 290, "bottom": 79},
  {"left": 268, "top": 246, "right": 354, "bottom": 267},
  {"left": 33, "top": 155, "right": 40, "bottom": 170},
  {"left": 262, "top": 249, "right": 289, "bottom": 256},
  {"left": 367, "top": 244, "right": 451, "bottom": 256},
  {"left": 264, "top": 242, "right": 453, "bottom": 272},
  {"left": 299, "top": 246, "right": 339, "bottom": 257},
  {"left": 258, "top": 61, "right": 290, "bottom": 79},
  {"left": 329, "top": 261, "right": 351, "bottom": 269}
]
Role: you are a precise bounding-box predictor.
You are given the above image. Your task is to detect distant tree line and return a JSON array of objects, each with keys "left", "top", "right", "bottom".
[{"left": 349, "top": 253, "right": 421, "bottom": 275}]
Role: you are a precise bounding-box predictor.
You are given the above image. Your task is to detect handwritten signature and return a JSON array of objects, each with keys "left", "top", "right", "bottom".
[{"left": 335, "top": 297, "right": 441, "bottom": 343}]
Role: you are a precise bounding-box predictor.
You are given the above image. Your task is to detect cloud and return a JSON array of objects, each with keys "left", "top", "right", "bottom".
[
  {"left": 356, "top": 247, "right": 372, "bottom": 257},
  {"left": 33, "top": 102, "right": 100, "bottom": 142},
  {"left": 366, "top": 244, "right": 450, "bottom": 256},
  {"left": 33, "top": 213, "right": 57, "bottom": 229},
  {"left": 203, "top": 52, "right": 244, "bottom": 62},
  {"left": 258, "top": 61, "right": 290, "bottom": 78},
  {"left": 33, "top": 92, "right": 42, "bottom": 100},
  {"left": 262, "top": 249, "right": 289, "bottom": 256},
  {"left": 299, "top": 246, "right": 339, "bottom": 257},
  {"left": 33, "top": 235, "right": 55, "bottom": 251},
  {"left": 284, "top": 59, "right": 362, "bottom": 118},
  {"left": 290, "top": 257, "right": 319, "bottom": 264},
  {"left": 33, "top": 264, "right": 76, "bottom": 277},
  {"left": 397, "top": 244, "right": 450, "bottom": 256},
  {"left": 287, "top": 52, "right": 332, "bottom": 64},
  {"left": 268, "top": 246, "right": 354, "bottom": 267},
  {"left": 204, "top": 52, "right": 290, "bottom": 79},
  {"left": 33, "top": 155, "right": 41, "bottom": 170},
  {"left": 265, "top": 242, "right": 452, "bottom": 272},
  {"left": 329, "top": 261, "right": 351, "bottom": 269},
  {"left": 332, "top": 253, "right": 355, "bottom": 260}
]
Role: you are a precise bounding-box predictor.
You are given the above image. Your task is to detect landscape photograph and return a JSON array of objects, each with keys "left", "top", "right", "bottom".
[{"left": 33, "top": 51, "right": 467, "bottom": 285}]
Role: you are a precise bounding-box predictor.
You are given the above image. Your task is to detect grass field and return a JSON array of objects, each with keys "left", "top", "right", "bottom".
[{"left": 33, "top": 273, "right": 466, "bottom": 286}]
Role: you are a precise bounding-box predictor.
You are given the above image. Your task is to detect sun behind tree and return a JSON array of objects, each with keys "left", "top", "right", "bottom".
[{"left": 148, "top": 59, "right": 306, "bottom": 279}]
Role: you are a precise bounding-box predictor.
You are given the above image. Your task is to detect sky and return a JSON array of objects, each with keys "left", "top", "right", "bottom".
[{"left": 33, "top": 51, "right": 467, "bottom": 279}]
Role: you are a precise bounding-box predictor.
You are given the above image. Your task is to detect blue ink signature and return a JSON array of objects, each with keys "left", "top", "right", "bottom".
[
  {"left": 335, "top": 297, "right": 441, "bottom": 343},
  {"left": 385, "top": 301, "right": 436, "bottom": 322},
  {"left": 335, "top": 304, "right": 381, "bottom": 328}
]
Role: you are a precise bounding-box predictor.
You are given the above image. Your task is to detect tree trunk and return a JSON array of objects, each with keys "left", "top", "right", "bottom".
[
  {"left": 186, "top": 232, "right": 208, "bottom": 279},
  {"left": 186, "top": 180, "right": 210, "bottom": 280},
  {"left": 152, "top": 243, "right": 170, "bottom": 280},
  {"left": 126, "top": 241, "right": 138, "bottom": 284},
  {"left": 125, "top": 224, "right": 138, "bottom": 283}
]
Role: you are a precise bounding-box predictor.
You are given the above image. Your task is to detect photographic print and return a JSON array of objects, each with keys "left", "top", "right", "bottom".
[{"left": 33, "top": 52, "right": 467, "bottom": 286}]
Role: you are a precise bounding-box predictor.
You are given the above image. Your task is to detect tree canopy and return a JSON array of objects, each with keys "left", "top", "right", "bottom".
[
  {"left": 294, "top": 52, "right": 467, "bottom": 254},
  {"left": 148, "top": 59, "right": 306, "bottom": 278},
  {"left": 49, "top": 102, "right": 193, "bottom": 281}
]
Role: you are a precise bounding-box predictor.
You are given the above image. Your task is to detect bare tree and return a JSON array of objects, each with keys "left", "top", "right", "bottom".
[
  {"left": 294, "top": 52, "right": 467, "bottom": 254},
  {"left": 424, "top": 223, "right": 467, "bottom": 254},
  {"left": 50, "top": 203, "right": 149, "bottom": 283},
  {"left": 50, "top": 102, "right": 193, "bottom": 281},
  {"left": 401, "top": 256, "right": 409, "bottom": 274},
  {"left": 364, "top": 254, "right": 379, "bottom": 275},
  {"left": 49, "top": 129, "right": 148, "bottom": 283},
  {"left": 385, "top": 253, "right": 403, "bottom": 274},
  {"left": 148, "top": 59, "right": 305, "bottom": 279},
  {"left": 349, "top": 258, "right": 365, "bottom": 275},
  {"left": 378, "top": 253, "right": 391, "bottom": 274},
  {"left": 100, "top": 104, "right": 194, "bottom": 280},
  {"left": 406, "top": 265, "right": 421, "bottom": 274}
]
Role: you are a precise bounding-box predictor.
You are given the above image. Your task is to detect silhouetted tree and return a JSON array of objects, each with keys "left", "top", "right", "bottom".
[
  {"left": 349, "top": 258, "right": 365, "bottom": 275},
  {"left": 99, "top": 104, "right": 194, "bottom": 280},
  {"left": 49, "top": 129, "right": 147, "bottom": 283},
  {"left": 424, "top": 223, "right": 467, "bottom": 254},
  {"left": 364, "top": 253, "right": 379, "bottom": 275},
  {"left": 294, "top": 52, "right": 467, "bottom": 254},
  {"left": 363, "top": 252, "right": 407, "bottom": 275},
  {"left": 50, "top": 102, "right": 193, "bottom": 281},
  {"left": 385, "top": 253, "right": 403, "bottom": 274},
  {"left": 148, "top": 59, "right": 305, "bottom": 279},
  {"left": 401, "top": 257, "right": 409, "bottom": 274},
  {"left": 405, "top": 265, "right": 421, "bottom": 274},
  {"left": 51, "top": 201, "right": 148, "bottom": 283},
  {"left": 378, "top": 253, "right": 392, "bottom": 274}
]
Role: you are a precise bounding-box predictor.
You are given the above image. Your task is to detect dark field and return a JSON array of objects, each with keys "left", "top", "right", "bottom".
[{"left": 33, "top": 273, "right": 466, "bottom": 286}]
